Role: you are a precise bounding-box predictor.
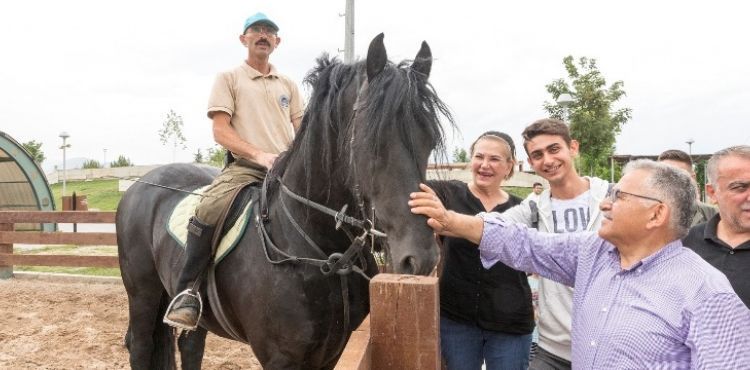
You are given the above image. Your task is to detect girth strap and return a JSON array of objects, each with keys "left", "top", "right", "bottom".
[{"left": 206, "top": 265, "right": 247, "bottom": 343}]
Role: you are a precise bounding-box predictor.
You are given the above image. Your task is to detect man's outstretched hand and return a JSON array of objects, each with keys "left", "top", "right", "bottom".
[
  {"left": 409, "top": 183, "right": 483, "bottom": 243},
  {"left": 408, "top": 183, "right": 453, "bottom": 235}
]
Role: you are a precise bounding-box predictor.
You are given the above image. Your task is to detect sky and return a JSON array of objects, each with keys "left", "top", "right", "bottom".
[{"left": 1, "top": 0, "right": 749, "bottom": 173}]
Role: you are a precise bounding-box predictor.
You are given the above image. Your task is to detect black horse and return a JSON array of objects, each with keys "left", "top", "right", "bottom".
[{"left": 117, "top": 34, "right": 452, "bottom": 369}]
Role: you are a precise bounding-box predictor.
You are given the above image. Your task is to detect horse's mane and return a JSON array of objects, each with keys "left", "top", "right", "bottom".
[{"left": 272, "top": 54, "right": 453, "bottom": 200}]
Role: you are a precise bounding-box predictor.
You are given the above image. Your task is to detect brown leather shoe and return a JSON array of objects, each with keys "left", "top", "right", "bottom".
[{"left": 164, "top": 294, "right": 200, "bottom": 329}]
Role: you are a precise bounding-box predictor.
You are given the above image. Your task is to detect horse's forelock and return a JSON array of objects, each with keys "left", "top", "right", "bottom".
[
  {"left": 272, "top": 53, "right": 454, "bottom": 201},
  {"left": 359, "top": 61, "right": 454, "bottom": 176}
]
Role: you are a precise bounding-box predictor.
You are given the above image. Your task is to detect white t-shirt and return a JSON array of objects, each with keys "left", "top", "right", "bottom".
[{"left": 549, "top": 191, "right": 591, "bottom": 233}]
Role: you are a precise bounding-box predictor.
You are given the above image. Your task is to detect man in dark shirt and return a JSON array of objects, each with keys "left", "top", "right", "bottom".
[
  {"left": 683, "top": 145, "right": 750, "bottom": 308},
  {"left": 657, "top": 149, "right": 717, "bottom": 226}
]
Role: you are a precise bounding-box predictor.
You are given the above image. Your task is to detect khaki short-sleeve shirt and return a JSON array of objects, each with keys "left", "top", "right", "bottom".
[{"left": 207, "top": 63, "right": 304, "bottom": 162}]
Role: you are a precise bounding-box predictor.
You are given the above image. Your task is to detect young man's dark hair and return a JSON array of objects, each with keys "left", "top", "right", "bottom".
[
  {"left": 658, "top": 149, "right": 693, "bottom": 166},
  {"left": 521, "top": 118, "right": 572, "bottom": 153},
  {"left": 533, "top": 182, "right": 543, "bottom": 187}
]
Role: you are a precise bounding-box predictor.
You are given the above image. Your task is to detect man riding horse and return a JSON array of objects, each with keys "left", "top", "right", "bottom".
[{"left": 164, "top": 12, "right": 304, "bottom": 330}]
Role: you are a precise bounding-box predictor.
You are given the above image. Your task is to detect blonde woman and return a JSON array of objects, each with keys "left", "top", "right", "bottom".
[{"left": 430, "top": 131, "right": 533, "bottom": 370}]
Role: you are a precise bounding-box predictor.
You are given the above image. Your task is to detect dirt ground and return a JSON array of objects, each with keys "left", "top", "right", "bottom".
[{"left": 0, "top": 277, "right": 261, "bottom": 369}]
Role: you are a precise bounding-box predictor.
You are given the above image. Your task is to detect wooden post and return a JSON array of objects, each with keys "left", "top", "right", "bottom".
[
  {"left": 369, "top": 273, "right": 440, "bottom": 370},
  {"left": 0, "top": 223, "right": 13, "bottom": 279}
]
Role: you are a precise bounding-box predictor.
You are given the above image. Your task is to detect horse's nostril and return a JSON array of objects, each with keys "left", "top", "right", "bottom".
[{"left": 400, "top": 256, "right": 420, "bottom": 275}]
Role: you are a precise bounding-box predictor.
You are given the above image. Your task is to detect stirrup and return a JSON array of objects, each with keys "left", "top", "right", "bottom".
[{"left": 162, "top": 289, "right": 203, "bottom": 331}]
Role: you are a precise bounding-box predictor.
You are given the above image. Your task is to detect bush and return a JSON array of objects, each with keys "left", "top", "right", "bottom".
[
  {"left": 110, "top": 155, "right": 133, "bottom": 168},
  {"left": 82, "top": 159, "right": 102, "bottom": 169},
  {"left": 206, "top": 145, "right": 226, "bottom": 167}
]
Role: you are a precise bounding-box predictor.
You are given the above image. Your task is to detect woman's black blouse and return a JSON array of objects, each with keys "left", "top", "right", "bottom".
[{"left": 430, "top": 180, "right": 534, "bottom": 334}]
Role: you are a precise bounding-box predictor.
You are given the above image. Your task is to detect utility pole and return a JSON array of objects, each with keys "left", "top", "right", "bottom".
[{"left": 344, "top": 0, "right": 355, "bottom": 63}]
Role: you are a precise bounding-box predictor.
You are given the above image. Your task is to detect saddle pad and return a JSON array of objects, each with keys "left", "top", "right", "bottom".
[{"left": 167, "top": 186, "right": 253, "bottom": 264}]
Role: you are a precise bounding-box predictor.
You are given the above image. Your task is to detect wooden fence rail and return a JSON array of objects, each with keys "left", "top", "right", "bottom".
[{"left": 0, "top": 211, "right": 118, "bottom": 278}]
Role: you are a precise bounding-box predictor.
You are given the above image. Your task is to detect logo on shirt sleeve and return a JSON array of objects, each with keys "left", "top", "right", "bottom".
[{"left": 279, "top": 94, "right": 290, "bottom": 109}]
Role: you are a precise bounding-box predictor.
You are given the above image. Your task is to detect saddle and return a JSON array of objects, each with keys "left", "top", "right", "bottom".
[{"left": 167, "top": 183, "right": 259, "bottom": 263}]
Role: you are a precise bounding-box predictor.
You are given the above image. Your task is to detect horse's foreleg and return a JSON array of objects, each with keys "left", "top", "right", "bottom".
[{"left": 177, "top": 326, "right": 207, "bottom": 370}]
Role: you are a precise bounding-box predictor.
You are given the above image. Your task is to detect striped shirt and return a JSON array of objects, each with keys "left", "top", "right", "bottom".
[{"left": 477, "top": 214, "right": 750, "bottom": 369}]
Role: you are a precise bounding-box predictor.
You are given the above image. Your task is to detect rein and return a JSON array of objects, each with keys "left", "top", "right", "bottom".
[{"left": 255, "top": 174, "right": 379, "bottom": 365}]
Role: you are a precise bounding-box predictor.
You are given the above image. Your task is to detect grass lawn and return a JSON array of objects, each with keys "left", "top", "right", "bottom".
[
  {"left": 19, "top": 180, "right": 122, "bottom": 276},
  {"left": 45, "top": 179, "right": 531, "bottom": 213},
  {"left": 14, "top": 265, "right": 121, "bottom": 277},
  {"left": 13, "top": 245, "right": 121, "bottom": 277},
  {"left": 504, "top": 186, "right": 532, "bottom": 199},
  {"left": 49, "top": 179, "right": 122, "bottom": 211}
]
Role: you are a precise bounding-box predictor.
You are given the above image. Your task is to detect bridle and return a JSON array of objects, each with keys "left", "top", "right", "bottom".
[
  {"left": 255, "top": 75, "right": 387, "bottom": 279},
  {"left": 256, "top": 176, "right": 387, "bottom": 279},
  {"left": 254, "top": 73, "right": 386, "bottom": 360}
]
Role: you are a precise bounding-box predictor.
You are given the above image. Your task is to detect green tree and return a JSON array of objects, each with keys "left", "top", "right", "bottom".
[
  {"left": 543, "top": 56, "right": 632, "bottom": 178},
  {"left": 206, "top": 145, "right": 226, "bottom": 167},
  {"left": 110, "top": 155, "right": 133, "bottom": 168},
  {"left": 158, "top": 109, "right": 187, "bottom": 162},
  {"left": 193, "top": 149, "right": 204, "bottom": 163},
  {"left": 695, "top": 159, "right": 707, "bottom": 201},
  {"left": 82, "top": 159, "right": 102, "bottom": 169},
  {"left": 452, "top": 147, "right": 468, "bottom": 163},
  {"left": 22, "top": 140, "right": 45, "bottom": 164}
]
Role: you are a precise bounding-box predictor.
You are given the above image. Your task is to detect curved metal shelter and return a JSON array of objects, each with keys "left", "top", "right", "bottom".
[{"left": 0, "top": 131, "right": 55, "bottom": 231}]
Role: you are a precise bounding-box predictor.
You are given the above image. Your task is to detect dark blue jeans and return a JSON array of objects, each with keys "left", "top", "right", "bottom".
[{"left": 441, "top": 315, "right": 532, "bottom": 370}]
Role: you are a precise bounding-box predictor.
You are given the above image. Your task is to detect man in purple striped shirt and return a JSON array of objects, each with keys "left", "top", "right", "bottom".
[{"left": 410, "top": 159, "right": 750, "bottom": 369}]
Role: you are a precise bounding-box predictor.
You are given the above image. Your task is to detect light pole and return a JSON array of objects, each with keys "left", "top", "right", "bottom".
[
  {"left": 59, "top": 132, "right": 71, "bottom": 197},
  {"left": 103, "top": 148, "right": 107, "bottom": 168},
  {"left": 556, "top": 93, "right": 575, "bottom": 124},
  {"left": 344, "top": 0, "right": 355, "bottom": 63},
  {"left": 686, "top": 138, "right": 694, "bottom": 157}
]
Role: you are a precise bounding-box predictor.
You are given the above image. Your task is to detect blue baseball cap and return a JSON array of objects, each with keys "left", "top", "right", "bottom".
[{"left": 243, "top": 12, "right": 279, "bottom": 33}]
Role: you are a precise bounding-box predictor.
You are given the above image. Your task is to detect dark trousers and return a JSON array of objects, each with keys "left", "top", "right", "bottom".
[{"left": 528, "top": 346, "right": 571, "bottom": 370}]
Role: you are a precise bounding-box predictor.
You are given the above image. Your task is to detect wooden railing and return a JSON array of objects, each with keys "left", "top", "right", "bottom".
[{"left": 0, "top": 211, "right": 118, "bottom": 278}]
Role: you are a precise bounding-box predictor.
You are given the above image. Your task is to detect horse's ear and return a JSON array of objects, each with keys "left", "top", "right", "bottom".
[
  {"left": 411, "top": 41, "right": 432, "bottom": 79},
  {"left": 366, "top": 33, "right": 387, "bottom": 82}
]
